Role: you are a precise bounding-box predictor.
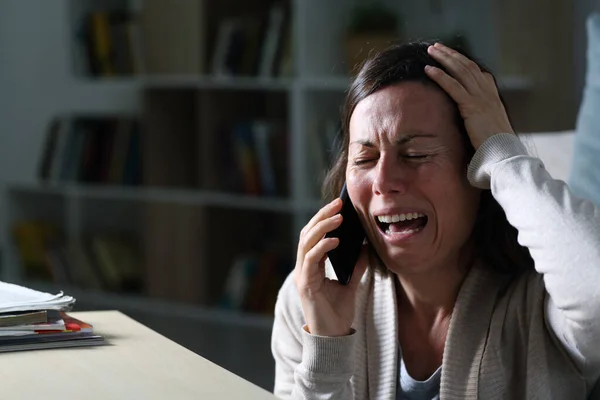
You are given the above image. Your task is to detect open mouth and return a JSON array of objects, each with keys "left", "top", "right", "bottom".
[{"left": 376, "top": 212, "right": 428, "bottom": 235}]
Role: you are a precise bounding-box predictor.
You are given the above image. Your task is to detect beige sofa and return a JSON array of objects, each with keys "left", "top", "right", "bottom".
[{"left": 522, "top": 131, "right": 575, "bottom": 182}]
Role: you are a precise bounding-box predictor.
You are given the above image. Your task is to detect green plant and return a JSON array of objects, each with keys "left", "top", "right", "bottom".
[{"left": 348, "top": 1, "right": 399, "bottom": 34}]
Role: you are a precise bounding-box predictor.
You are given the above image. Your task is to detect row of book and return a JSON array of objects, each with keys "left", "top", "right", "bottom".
[
  {"left": 12, "top": 220, "right": 143, "bottom": 294},
  {"left": 219, "top": 251, "right": 293, "bottom": 315},
  {"left": 11, "top": 218, "right": 292, "bottom": 315},
  {"left": 76, "top": 10, "right": 143, "bottom": 77},
  {"left": 219, "top": 120, "right": 289, "bottom": 197},
  {"left": 36, "top": 114, "right": 290, "bottom": 197},
  {"left": 76, "top": 3, "right": 291, "bottom": 78},
  {"left": 37, "top": 116, "right": 142, "bottom": 186},
  {"left": 212, "top": 4, "right": 292, "bottom": 78},
  {"left": 0, "top": 281, "right": 104, "bottom": 352}
]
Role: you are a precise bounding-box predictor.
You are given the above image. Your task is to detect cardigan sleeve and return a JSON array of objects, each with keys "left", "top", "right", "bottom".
[
  {"left": 271, "top": 274, "right": 356, "bottom": 399},
  {"left": 467, "top": 133, "right": 600, "bottom": 390}
]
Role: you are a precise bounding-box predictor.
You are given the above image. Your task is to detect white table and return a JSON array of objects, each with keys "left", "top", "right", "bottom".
[{"left": 0, "top": 310, "right": 280, "bottom": 399}]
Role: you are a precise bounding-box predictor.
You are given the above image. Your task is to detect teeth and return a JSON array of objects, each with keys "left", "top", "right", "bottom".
[
  {"left": 385, "top": 227, "right": 417, "bottom": 235},
  {"left": 377, "top": 213, "right": 425, "bottom": 223}
]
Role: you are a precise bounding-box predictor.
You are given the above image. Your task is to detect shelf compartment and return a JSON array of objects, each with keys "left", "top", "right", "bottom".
[{"left": 8, "top": 183, "right": 300, "bottom": 213}]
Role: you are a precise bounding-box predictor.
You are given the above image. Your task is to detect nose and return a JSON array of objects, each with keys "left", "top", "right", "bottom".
[{"left": 372, "top": 157, "right": 408, "bottom": 196}]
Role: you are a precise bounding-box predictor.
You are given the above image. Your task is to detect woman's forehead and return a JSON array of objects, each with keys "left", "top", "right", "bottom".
[{"left": 349, "top": 82, "right": 457, "bottom": 142}]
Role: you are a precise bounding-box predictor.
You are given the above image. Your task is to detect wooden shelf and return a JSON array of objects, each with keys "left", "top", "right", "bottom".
[
  {"left": 143, "top": 75, "right": 294, "bottom": 91},
  {"left": 8, "top": 182, "right": 320, "bottom": 213},
  {"left": 20, "top": 280, "right": 275, "bottom": 330},
  {"left": 73, "top": 76, "right": 294, "bottom": 91}
]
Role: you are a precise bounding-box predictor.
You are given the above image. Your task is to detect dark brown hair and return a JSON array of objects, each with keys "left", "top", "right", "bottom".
[{"left": 322, "top": 41, "right": 533, "bottom": 275}]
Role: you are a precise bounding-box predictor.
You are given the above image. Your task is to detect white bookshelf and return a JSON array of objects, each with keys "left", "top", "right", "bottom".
[
  {"left": 2, "top": 0, "right": 533, "bottom": 315},
  {"left": 75, "top": 76, "right": 296, "bottom": 91},
  {"left": 7, "top": 183, "right": 321, "bottom": 213}
]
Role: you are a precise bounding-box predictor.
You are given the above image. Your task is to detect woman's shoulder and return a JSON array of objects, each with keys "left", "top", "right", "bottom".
[
  {"left": 483, "top": 266, "right": 593, "bottom": 395},
  {"left": 497, "top": 267, "right": 545, "bottom": 310},
  {"left": 485, "top": 266, "right": 553, "bottom": 351}
]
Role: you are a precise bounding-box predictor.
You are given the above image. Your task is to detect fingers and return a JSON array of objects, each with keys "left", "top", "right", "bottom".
[
  {"left": 483, "top": 72, "right": 498, "bottom": 89},
  {"left": 297, "top": 213, "right": 343, "bottom": 262},
  {"left": 304, "top": 237, "right": 339, "bottom": 270},
  {"left": 301, "top": 198, "right": 342, "bottom": 240},
  {"left": 433, "top": 43, "right": 487, "bottom": 88},
  {"left": 427, "top": 43, "right": 489, "bottom": 94},
  {"left": 424, "top": 64, "right": 470, "bottom": 104},
  {"left": 294, "top": 235, "right": 339, "bottom": 292}
]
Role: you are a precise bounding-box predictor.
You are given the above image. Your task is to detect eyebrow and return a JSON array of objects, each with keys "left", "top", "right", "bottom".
[{"left": 350, "top": 133, "right": 437, "bottom": 147}]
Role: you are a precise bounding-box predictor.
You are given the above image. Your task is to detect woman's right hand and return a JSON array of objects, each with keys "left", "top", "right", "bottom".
[{"left": 294, "top": 198, "right": 369, "bottom": 337}]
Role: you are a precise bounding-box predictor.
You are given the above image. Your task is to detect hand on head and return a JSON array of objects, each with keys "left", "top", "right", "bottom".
[{"left": 425, "top": 43, "right": 515, "bottom": 150}]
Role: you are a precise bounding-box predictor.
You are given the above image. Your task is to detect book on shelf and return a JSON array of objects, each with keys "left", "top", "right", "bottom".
[
  {"left": 211, "top": 3, "right": 292, "bottom": 78},
  {"left": 218, "top": 249, "right": 293, "bottom": 316},
  {"left": 0, "top": 281, "right": 105, "bottom": 352},
  {"left": 11, "top": 220, "right": 143, "bottom": 294},
  {"left": 226, "top": 119, "right": 289, "bottom": 197},
  {"left": 75, "top": 8, "right": 144, "bottom": 77},
  {"left": 37, "top": 114, "right": 288, "bottom": 197},
  {"left": 37, "top": 115, "right": 142, "bottom": 186},
  {"left": 74, "top": 2, "right": 292, "bottom": 79},
  {"left": 10, "top": 218, "right": 289, "bottom": 315}
]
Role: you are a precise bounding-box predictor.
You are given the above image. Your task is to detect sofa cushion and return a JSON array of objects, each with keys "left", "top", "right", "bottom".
[
  {"left": 522, "top": 131, "right": 575, "bottom": 182},
  {"left": 569, "top": 13, "right": 600, "bottom": 205}
]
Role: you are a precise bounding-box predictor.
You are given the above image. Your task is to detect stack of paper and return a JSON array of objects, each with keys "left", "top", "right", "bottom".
[{"left": 0, "top": 281, "right": 105, "bottom": 352}]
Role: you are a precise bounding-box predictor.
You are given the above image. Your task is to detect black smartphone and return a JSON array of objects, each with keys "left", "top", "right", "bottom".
[{"left": 325, "top": 183, "right": 367, "bottom": 285}]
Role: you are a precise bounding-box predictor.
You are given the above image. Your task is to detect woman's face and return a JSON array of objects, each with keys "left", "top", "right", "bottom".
[{"left": 347, "top": 82, "right": 480, "bottom": 274}]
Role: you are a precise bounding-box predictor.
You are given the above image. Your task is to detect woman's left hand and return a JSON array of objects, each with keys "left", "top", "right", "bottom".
[{"left": 424, "top": 42, "right": 514, "bottom": 150}]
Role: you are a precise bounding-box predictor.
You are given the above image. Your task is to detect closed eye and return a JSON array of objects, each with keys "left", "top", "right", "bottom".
[
  {"left": 353, "top": 159, "right": 376, "bottom": 166},
  {"left": 404, "top": 154, "right": 431, "bottom": 159}
]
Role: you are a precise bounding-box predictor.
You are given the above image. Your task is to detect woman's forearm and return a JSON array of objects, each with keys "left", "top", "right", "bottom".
[{"left": 467, "top": 133, "right": 600, "bottom": 371}]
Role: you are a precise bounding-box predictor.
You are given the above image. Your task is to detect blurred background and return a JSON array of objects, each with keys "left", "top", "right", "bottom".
[{"left": 0, "top": 0, "right": 592, "bottom": 391}]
